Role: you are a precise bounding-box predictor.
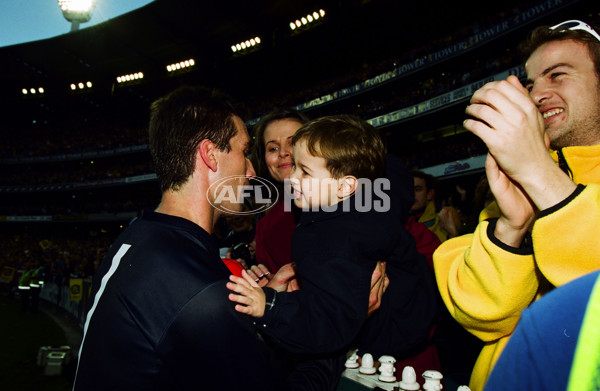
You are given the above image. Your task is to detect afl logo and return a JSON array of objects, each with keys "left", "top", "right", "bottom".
[{"left": 207, "top": 176, "right": 279, "bottom": 215}]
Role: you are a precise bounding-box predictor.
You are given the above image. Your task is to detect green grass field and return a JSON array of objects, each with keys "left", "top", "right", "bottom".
[{"left": 0, "top": 293, "right": 74, "bottom": 391}]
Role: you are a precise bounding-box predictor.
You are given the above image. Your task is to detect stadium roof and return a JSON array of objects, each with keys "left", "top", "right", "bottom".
[
  {"left": 2, "top": 0, "right": 359, "bottom": 97},
  {"left": 1, "top": 0, "right": 582, "bottom": 122},
  {"left": 0, "top": 0, "right": 508, "bottom": 94}
]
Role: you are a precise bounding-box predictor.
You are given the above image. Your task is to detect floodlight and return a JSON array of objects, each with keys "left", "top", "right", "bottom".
[
  {"left": 57, "top": 0, "right": 96, "bottom": 31},
  {"left": 68, "top": 81, "right": 93, "bottom": 91},
  {"left": 289, "top": 10, "right": 325, "bottom": 31},
  {"left": 21, "top": 86, "right": 46, "bottom": 97},
  {"left": 230, "top": 37, "right": 261, "bottom": 54},
  {"left": 166, "top": 59, "right": 196, "bottom": 73}
]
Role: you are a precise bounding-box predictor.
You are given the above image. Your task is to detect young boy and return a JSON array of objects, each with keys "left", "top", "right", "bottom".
[{"left": 228, "top": 115, "right": 439, "bottom": 364}]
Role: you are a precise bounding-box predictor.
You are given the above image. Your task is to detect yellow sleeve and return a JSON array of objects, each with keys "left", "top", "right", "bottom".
[
  {"left": 533, "top": 184, "right": 600, "bottom": 287},
  {"left": 433, "top": 207, "right": 539, "bottom": 342}
]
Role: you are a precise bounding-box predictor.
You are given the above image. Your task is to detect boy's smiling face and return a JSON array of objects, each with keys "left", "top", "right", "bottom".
[{"left": 289, "top": 140, "right": 340, "bottom": 210}]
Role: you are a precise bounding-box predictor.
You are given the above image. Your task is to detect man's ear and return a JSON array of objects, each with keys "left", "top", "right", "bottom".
[
  {"left": 199, "top": 139, "right": 218, "bottom": 172},
  {"left": 337, "top": 175, "right": 358, "bottom": 198}
]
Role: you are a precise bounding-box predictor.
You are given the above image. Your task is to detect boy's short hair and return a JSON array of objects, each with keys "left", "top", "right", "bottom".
[{"left": 291, "top": 114, "right": 386, "bottom": 180}]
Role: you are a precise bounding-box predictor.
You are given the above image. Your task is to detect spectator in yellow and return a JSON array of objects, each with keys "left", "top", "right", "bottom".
[
  {"left": 409, "top": 170, "right": 461, "bottom": 242},
  {"left": 433, "top": 20, "right": 600, "bottom": 391}
]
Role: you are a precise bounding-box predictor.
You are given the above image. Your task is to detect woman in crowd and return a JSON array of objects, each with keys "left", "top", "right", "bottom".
[{"left": 251, "top": 108, "right": 309, "bottom": 273}]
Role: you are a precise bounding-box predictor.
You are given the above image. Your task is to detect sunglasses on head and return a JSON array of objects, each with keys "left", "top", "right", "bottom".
[{"left": 549, "top": 20, "right": 600, "bottom": 43}]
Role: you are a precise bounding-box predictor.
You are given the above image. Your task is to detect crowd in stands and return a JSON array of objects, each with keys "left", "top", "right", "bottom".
[
  {"left": 0, "top": 136, "right": 484, "bottom": 194},
  {"left": 0, "top": 154, "right": 151, "bottom": 187},
  {"left": 0, "top": 226, "right": 115, "bottom": 288},
  {"left": 396, "top": 134, "right": 488, "bottom": 172},
  {"left": 244, "top": 1, "right": 525, "bottom": 120},
  {"left": 0, "top": 121, "right": 148, "bottom": 161},
  {"left": 0, "top": 183, "right": 159, "bottom": 217}
]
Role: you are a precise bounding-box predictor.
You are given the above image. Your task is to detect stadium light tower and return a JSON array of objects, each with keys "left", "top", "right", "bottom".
[{"left": 57, "top": 0, "right": 97, "bottom": 32}]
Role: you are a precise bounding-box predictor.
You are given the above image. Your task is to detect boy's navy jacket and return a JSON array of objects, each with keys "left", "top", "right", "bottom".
[{"left": 258, "top": 154, "right": 441, "bottom": 359}]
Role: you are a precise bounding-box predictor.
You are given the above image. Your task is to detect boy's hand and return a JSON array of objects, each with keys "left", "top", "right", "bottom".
[{"left": 227, "top": 270, "right": 266, "bottom": 318}]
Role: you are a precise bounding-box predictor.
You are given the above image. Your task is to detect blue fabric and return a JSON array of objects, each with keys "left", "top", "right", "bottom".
[{"left": 484, "top": 270, "right": 600, "bottom": 391}]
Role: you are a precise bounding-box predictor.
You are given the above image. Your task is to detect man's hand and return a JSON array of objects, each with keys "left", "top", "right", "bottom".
[
  {"left": 438, "top": 207, "right": 460, "bottom": 238},
  {"left": 485, "top": 153, "right": 536, "bottom": 246},
  {"left": 266, "top": 263, "right": 300, "bottom": 292},
  {"left": 367, "top": 261, "right": 389, "bottom": 318},
  {"left": 465, "top": 76, "right": 550, "bottom": 183},
  {"left": 464, "top": 75, "right": 574, "bottom": 245}
]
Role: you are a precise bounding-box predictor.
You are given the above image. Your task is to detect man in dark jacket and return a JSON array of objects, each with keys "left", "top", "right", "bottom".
[{"left": 73, "top": 86, "right": 285, "bottom": 391}]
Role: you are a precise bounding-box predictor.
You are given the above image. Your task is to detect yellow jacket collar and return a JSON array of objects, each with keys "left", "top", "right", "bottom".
[{"left": 550, "top": 144, "right": 600, "bottom": 185}]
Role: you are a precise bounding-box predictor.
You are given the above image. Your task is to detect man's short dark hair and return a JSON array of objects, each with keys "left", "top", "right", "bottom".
[
  {"left": 519, "top": 21, "right": 600, "bottom": 85},
  {"left": 149, "top": 85, "right": 242, "bottom": 192}
]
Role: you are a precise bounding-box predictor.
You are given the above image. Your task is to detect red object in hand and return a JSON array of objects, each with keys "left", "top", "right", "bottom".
[{"left": 222, "top": 258, "right": 245, "bottom": 277}]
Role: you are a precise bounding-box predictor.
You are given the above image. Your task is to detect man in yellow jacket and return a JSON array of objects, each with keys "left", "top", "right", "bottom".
[{"left": 433, "top": 20, "right": 600, "bottom": 391}]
